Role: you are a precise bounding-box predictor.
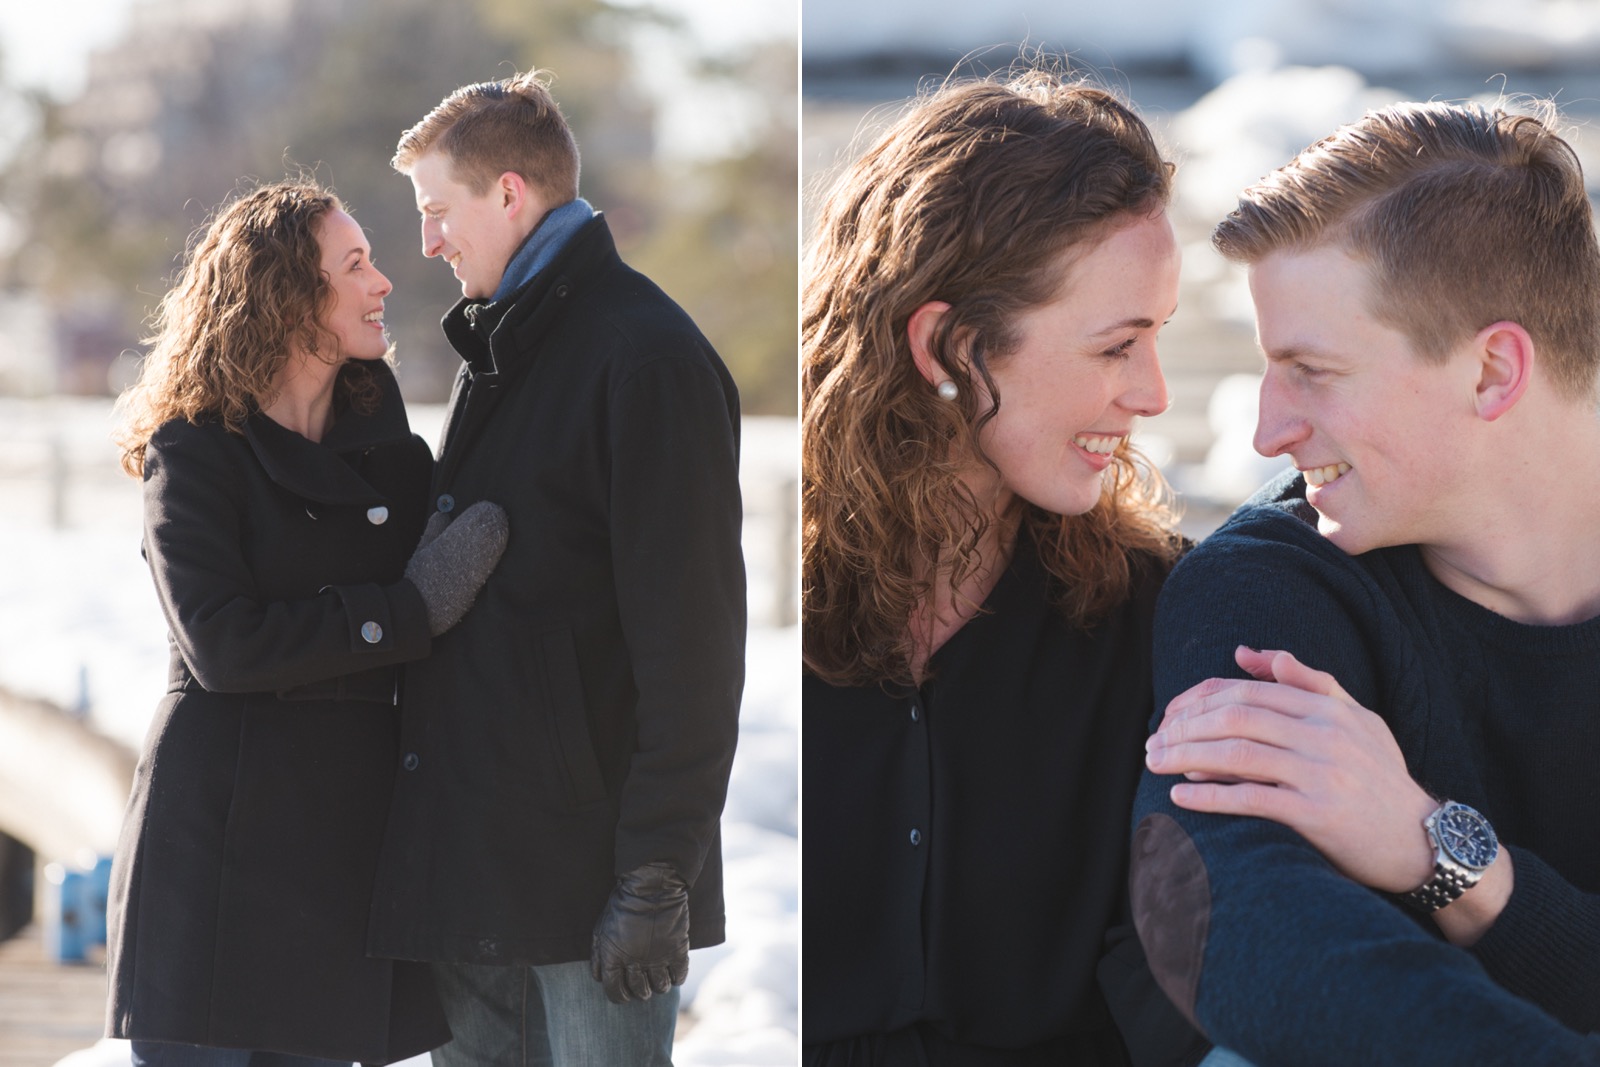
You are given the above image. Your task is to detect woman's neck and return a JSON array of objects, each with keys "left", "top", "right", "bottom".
[
  {"left": 908, "top": 508, "right": 1022, "bottom": 684},
  {"left": 264, "top": 351, "right": 340, "bottom": 442}
]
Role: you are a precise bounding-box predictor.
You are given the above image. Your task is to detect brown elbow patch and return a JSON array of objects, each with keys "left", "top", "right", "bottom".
[{"left": 1130, "top": 812, "right": 1212, "bottom": 1031}]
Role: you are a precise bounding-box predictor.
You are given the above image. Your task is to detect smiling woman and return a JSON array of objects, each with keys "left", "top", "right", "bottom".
[
  {"left": 910, "top": 212, "right": 1179, "bottom": 523},
  {"left": 103, "top": 178, "right": 507, "bottom": 1067},
  {"left": 313, "top": 209, "right": 394, "bottom": 370},
  {"left": 800, "top": 69, "right": 1203, "bottom": 1067}
]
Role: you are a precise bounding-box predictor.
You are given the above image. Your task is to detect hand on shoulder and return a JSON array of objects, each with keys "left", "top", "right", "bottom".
[{"left": 1146, "top": 645, "right": 1438, "bottom": 894}]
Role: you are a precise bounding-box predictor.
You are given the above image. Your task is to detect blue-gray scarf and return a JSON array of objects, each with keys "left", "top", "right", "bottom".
[{"left": 491, "top": 197, "right": 597, "bottom": 303}]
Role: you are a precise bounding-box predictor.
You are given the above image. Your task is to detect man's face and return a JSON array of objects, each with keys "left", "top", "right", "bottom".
[
  {"left": 409, "top": 151, "right": 529, "bottom": 300},
  {"left": 1249, "top": 245, "right": 1476, "bottom": 556}
]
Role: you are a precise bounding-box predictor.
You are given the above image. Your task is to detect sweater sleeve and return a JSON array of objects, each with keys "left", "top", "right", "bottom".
[
  {"left": 605, "top": 353, "right": 746, "bottom": 884},
  {"left": 1470, "top": 846, "right": 1600, "bottom": 1031},
  {"left": 143, "top": 421, "right": 431, "bottom": 694},
  {"left": 1130, "top": 509, "right": 1600, "bottom": 1065}
]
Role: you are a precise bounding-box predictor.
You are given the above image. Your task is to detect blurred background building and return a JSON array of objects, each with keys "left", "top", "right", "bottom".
[{"left": 0, "top": 0, "right": 798, "bottom": 414}]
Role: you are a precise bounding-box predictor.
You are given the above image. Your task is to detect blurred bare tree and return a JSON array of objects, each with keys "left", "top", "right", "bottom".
[
  {"left": 0, "top": 0, "right": 797, "bottom": 412},
  {"left": 629, "top": 39, "right": 800, "bottom": 416}
]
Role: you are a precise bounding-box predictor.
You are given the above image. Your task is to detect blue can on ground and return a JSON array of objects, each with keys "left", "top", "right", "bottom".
[{"left": 45, "top": 854, "right": 112, "bottom": 964}]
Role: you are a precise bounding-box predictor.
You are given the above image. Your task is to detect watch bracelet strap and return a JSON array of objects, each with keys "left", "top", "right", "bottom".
[{"left": 1403, "top": 860, "right": 1477, "bottom": 912}]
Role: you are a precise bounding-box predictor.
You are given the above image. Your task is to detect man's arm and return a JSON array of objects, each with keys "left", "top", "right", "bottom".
[
  {"left": 606, "top": 350, "right": 746, "bottom": 884},
  {"left": 1131, "top": 512, "right": 1600, "bottom": 1064},
  {"left": 586, "top": 347, "right": 744, "bottom": 1002},
  {"left": 1149, "top": 647, "right": 1507, "bottom": 939},
  {"left": 1150, "top": 644, "right": 1600, "bottom": 1033}
]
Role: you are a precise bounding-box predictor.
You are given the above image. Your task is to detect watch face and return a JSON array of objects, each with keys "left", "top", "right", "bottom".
[{"left": 1436, "top": 803, "right": 1499, "bottom": 870}]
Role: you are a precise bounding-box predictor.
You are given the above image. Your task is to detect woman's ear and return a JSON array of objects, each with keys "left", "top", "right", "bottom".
[
  {"left": 907, "top": 301, "right": 953, "bottom": 387},
  {"left": 1473, "top": 320, "right": 1534, "bottom": 422}
]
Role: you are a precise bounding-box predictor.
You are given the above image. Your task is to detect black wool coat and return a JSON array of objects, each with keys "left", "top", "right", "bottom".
[
  {"left": 106, "top": 362, "right": 451, "bottom": 1063},
  {"left": 368, "top": 215, "right": 747, "bottom": 967}
]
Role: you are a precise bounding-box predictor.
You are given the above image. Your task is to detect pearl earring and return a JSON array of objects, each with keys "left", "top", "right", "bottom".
[{"left": 937, "top": 380, "right": 959, "bottom": 401}]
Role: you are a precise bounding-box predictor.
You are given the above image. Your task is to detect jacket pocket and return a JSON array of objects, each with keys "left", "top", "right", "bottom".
[{"left": 536, "top": 626, "right": 609, "bottom": 810}]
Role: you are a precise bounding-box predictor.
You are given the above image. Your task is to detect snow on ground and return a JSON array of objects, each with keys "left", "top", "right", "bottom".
[{"left": 0, "top": 399, "right": 798, "bottom": 1066}]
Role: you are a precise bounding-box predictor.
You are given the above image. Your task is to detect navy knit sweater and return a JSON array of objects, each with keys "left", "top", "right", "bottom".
[{"left": 1132, "top": 470, "right": 1600, "bottom": 1066}]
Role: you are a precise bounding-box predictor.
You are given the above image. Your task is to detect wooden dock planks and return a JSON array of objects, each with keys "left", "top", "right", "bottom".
[{"left": 0, "top": 925, "right": 107, "bottom": 1067}]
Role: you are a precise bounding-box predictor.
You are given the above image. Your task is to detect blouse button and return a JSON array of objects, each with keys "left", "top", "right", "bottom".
[
  {"left": 909, "top": 828, "right": 922, "bottom": 846},
  {"left": 909, "top": 704, "right": 920, "bottom": 723},
  {"left": 361, "top": 621, "right": 383, "bottom": 644},
  {"left": 436, "top": 493, "right": 455, "bottom": 514},
  {"left": 403, "top": 753, "right": 420, "bottom": 771},
  {"left": 367, "top": 505, "right": 389, "bottom": 525}
]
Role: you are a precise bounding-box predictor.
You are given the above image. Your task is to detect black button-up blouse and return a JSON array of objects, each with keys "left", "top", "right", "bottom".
[{"left": 803, "top": 535, "right": 1200, "bottom": 1066}]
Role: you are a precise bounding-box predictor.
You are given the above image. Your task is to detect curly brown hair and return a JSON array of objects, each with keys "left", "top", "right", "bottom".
[
  {"left": 803, "top": 70, "right": 1184, "bottom": 687},
  {"left": 115, "top": 179, "right": 377, "bottom": 476}
]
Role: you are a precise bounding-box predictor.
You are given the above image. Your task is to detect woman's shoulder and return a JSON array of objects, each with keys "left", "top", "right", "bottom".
[
  {"left": 148, "top": 413, "right": 228, "bottom": 447},
  {"left": 145, "top": 415, "right": 244, "bottom": 480}
]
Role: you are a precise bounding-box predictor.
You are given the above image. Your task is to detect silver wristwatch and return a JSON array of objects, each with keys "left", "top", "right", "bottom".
[{"left": 1403, "top": 800, "right": 1499, "bottom": 913}]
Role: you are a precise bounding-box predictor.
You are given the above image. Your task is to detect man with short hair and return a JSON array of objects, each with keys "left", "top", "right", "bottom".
[
  {"left": 1132, "top": 100, "right": 1600, "bottom": 1064},
  {"left": 367, "top": 70, "right": 746, "bottom": 1066}
]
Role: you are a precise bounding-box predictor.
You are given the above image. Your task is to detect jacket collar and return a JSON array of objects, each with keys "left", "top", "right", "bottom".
[
  {"left": 491, "top": 197, "right": 595, "bottom": 302},
  {"left": 441, "top": 213, "right": 618, "bottom": 381},
  {"left": 242, "top": 360, "right": 414, "bottom": 506}
]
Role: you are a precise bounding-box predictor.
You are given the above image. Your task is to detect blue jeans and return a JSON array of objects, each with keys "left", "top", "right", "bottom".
[
  {"left": 430, "top": 959, "right": 678, "bottom": 1066},
  {"left": 130, "top": 1042, "right": 347, "bottom": 1067}
]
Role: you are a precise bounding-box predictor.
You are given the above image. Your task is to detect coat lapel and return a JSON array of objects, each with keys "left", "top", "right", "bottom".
[{"left": 243, "top": 362, "right": 413, "bottom": 506}]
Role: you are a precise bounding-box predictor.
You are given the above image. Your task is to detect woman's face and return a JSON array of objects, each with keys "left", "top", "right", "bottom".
[
  {"left": 316, "top": 209, "right": 393, "bottom": 362},
  {"left": 971, "top": 209, "right": 1180, "bottom": 519}
]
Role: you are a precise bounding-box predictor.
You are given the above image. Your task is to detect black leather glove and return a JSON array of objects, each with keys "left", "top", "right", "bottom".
[
  {"left": 590, "top": 862, "right": 690, "bottom": 1004},
  {"left": 402, "top": 500, "right": 509, "bottom": 636}
]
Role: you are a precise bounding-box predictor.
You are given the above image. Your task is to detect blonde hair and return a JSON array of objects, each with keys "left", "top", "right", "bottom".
[
  {"left": 1214, "top": 100, "right": 1600, "bottom": 402},
  {"left": 803, "top": 71, "right": 1182, "bottom": 688},
  {"left": 115, "top": 179, "right": 377, "bottom": 477},
  {"left": 392, "top": 69, "right": 580, "bottom": 203}
]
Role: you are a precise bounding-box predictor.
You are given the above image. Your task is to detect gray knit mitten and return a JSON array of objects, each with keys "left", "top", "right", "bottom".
[
  {"left": 403, "top": 500, "right": 510, "bottom": 636},
  {"left": 416, "top": 507, "right": 454, "bottom": 548}
]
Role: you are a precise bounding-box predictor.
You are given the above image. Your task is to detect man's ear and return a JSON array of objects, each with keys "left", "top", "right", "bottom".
[
  {"left": 497, "top": 171, "right": 529, "bottom": 218},
  {"left": 1473, "top": 320, "right": 1534, "bottom": 422},
  {"left": 907, "top": 301, "right": 953, "bottom": 387}
]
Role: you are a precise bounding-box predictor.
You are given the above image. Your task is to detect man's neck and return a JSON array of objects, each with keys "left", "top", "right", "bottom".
[
  {"left": 1419, "top": 401, "right": 1600, "bottom": 625},
  {"left": 490, "top": 197, "right": 594, "bottom": 303}
]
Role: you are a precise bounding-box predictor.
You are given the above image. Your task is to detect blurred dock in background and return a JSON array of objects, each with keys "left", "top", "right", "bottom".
[{"left": 0, "top": 925, "right": 105, "bottom": 1067}]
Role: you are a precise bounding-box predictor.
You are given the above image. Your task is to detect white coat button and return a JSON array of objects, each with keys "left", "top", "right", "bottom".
[
  {"left": 361, "top": 621, "right": 383, "bottom": 643},
  {"left": 367, "top": 506, "right": 389, "bottom": 525}
]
